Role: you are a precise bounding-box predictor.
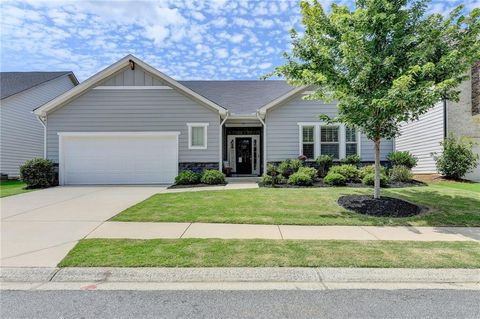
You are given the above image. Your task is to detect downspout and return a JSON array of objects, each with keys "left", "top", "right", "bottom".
[
  {"left": 443, "top": 99, "right": 448, "bottom": 139},
  {"left": 219, "top": 112, "right": 229, "bottom": 172},
  {"left": 256, "top": 111, "right": 266, "bottom": 174},
  {"left": 35, "top": 113, "right": 47, "bottom": 159}
]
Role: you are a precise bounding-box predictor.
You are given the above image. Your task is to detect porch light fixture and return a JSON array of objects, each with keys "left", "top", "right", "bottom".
[{"left": 129, "top": 59, "right": 135, "bottom": 70}]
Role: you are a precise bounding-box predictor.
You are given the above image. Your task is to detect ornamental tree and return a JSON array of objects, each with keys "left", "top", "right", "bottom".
[{"left": 267, "top": 0, "right": 479, "bottom": 198}]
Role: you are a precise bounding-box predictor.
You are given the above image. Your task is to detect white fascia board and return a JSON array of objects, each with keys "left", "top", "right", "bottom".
[
  {"left": 57, "top": 131, "right": 181, "bottom": 137},
  {"left": 35, "top": 54, "right": 227, "bottom": 116}
]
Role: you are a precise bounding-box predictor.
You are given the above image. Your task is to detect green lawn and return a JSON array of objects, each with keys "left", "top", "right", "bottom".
[
  {"left": 112, "top": 185, "right": 480, "bottom": 226},
  {"left": 0, "top": 180, "right": 32, "bottom": 198},
  {"left": 59, "top": 239, "right": 480, "bottom": 268},
  {"left": 433, "top": 181, "right": 480, "bottom": 193}
]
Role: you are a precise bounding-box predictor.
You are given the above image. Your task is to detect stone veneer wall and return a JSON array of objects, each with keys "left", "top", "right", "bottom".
[
  {"left": 472, "top": 61, "right": 480, "bottom": 116},
  {"left": 179, "top": 162, "right": 219, "bottom": 173}
]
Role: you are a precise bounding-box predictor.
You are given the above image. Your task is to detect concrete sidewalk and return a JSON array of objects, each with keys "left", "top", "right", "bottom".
[
  {"left": 1, "top": 267, "right": 479, "bottom": 291},
  {"left": 86, "top": 222, "right": 480, "bottom": 241}
]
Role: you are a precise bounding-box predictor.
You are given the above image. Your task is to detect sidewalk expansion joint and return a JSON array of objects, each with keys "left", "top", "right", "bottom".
[
  {"left": 277, "top": 225, "right": 284, "bottom": 240},
  {"left": 180, "top": 223, "right": 193, "bottom": 238}
]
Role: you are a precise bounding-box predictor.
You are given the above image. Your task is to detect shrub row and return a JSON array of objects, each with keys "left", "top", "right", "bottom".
[{"left": 175, "top": 169, "right": 226, "bottom": 185}]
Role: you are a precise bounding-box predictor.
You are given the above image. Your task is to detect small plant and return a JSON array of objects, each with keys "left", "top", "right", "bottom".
[
  {"left": 175, "top": 170, "right": 201, "bottom": 185},
  {"left": 362, "top": 173, "right": 389, "bottom": 187},
  {"left": 20, "top": 158, "right": 55, "bottom": 188},
  {"left": 298, "top": 166, "right": 317, "bottom": 180},
  {"left": 200, "top": 170, "right": 226, "bottom": 185},
  {"left": 316, "top": 154, "right": 334, "bottom": 177},
  {"left": 389, "top": 165, "right": 413, "bottom": 182},
  {"left": 266, "top": 163, "right": 280, "bottom": 186},
  {"left": 260, "top": 174, "right": 274, "bottom": 185},
  {"left": 328, "top": 164, "right": 360, "bottom": 182},
  {"left": 287, "top": 172, "right": 313, "bottom": 186},
  {"left": 324, "top": 172, "right": 347, "bottom": 186},
  {"left": 387, "top": 151, "right": 418, "bottom": 169},
  {"left": 359, "top": 164, "right": 386, "bottom": 179},
  {"left": 433, "top": 134, "right": 479, "bottom": 179},
  {"left": 341, "top": 154, "right": 361, "bottom": 166},
  {"left": 278, "top": 159, "right": 303, "bottom": 178}
]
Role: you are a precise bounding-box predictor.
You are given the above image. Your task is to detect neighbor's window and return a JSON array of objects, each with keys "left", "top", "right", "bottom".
[
  {"left": 302, "top": 126, "right": 315, "bottom": 159},
  {"left": 345, "top": 126, "right": 358, "bottom": 156},
  {"left": 321, "top": 126, "right": 339, "bottom": 159},
  {"left": 188, "top": 123, "right": 208, "bottom": 149}
]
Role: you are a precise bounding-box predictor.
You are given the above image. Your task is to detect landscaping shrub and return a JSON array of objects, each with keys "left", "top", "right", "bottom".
[
  {"left": 387, "top": 151, "right": 418, "bottom": 169},
  {"left": 260, "top": 174, "right": 274, "bottom": 185},
  {"left": 298, "top": 166, "right": 317, "bottom": 180},
  {"left": 362, "top": 173, "right": 389, "bottom": 187},
  {"left": 316, "top": 154, "right": 334, "bottom": 177},
  {"left": 287, "top": 172, "right": 313, "bottom": 186},
  {"left": 200, "top": 170, "right": 226, "bottom": 185},
  {"left": 20, "top": 158, "right": 55, "bottom": 188},
  {"left": 433, "top": 134, "right": 479, "bottom": 179},
  {"left": 175, "top": 170, "right": 201, "bottom": 185},
  {"left": 278, "top": 159, "right": 303, "bottom": 178},
  {"left": 328, "top": 164, "right": 360, "bottom": 182},
  {"left": 341, "top": 154, "right": 361, "bottom": 166},
  {"left": 389, "top": 165, "right": 413, "bottom": 182},
  {"left": 359, "top": 164, "right": 386, "bottom": 179},
  {"left": 323, "top": 172, "right": 347, "bottom": 186}
]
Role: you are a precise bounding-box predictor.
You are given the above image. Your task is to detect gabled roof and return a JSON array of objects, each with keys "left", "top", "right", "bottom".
[
  {"left": 34, "top": 55, "right": 228, "bottom": 117},
  {"left": 179, "top": 80, "right": 297, "bottom": 115},
  {"left": 0, "top": 72, "right": 77, "bottom": 100}
]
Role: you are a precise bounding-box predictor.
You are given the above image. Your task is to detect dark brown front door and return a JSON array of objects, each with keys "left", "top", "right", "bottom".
[{"left": 235, "top": 138, "right": 252, "bottom": 174}]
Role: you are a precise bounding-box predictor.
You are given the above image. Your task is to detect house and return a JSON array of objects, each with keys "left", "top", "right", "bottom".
[
  {"left": 395, "top": 62, "right": 480, "bottom": 181},
  {"left": 1, "top": 72, "right": 78, "bottom": 178},
  {"left": 33, "top": 55, "right": 394, "bottom": 185}
]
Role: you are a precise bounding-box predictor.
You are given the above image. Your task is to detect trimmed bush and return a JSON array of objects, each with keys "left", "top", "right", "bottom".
[
  {"left": 329, "top": 164, "right": 360, "bottom": 182},
  {"left": 433, "top": 134, "right": 479, "bottom": 179},
  {"left": 200, "top": 170, "right": 226, "bottom": 185},
  {"left": 20, "top": 158, "right": 55, "bottom": 188},
  {"left": 387, "top": 151, "right": 418, "bottom": 169},
  {"left": 278, "top": 159, "right": 303, "bottom": 178},
  {"left": 298, "top": 166, "right": 317, "bottom": 180},
  {"left": 362, "top": 173, "right": 389, "bottom": 187},
  {"left": 316, "top": 154, "right": 334, "bottom": 177},
  {"left": 260, "top": 174, "right": 274, "bottom": 185},
  {"left": 359, "top": 164, "right": 386, "bottom": 179},
  {"left": 341, "top": 154, "right": 361, "bottom": 166},
  {"left": 175, "top": 170, "right": 201, "bottom": 185},
  {"left": 287, "top": 172, "right": 313, "bottom": 186},
  {"left": 389, "top": 165, "right": 413, "bottom": 182},
  {"left": 324, "top": 172, "right": 347, "bottom": 186}
]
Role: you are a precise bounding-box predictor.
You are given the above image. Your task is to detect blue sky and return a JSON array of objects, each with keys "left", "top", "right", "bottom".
[{"left": 1, "top": 0, "right": 478, "bottom": 81}]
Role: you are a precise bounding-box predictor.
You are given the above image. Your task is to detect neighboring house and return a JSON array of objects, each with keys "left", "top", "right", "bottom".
[
  {"left": 33, "top": 55, "right": 393, "bottom": 185},
  {"left": 0, "top": 72, "right": 78, "bottom": 178},
  {"left": 396, "top": 62, "right": 480, "bottom": 181}
]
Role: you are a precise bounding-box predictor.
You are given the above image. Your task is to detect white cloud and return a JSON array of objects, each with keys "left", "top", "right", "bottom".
[
  {"left": 259, "top": 62, "right": 272, "bottom": 69},
  {"left": 216, "top": 48, "right": 229, "bottom": 58},
  {"left": 191, "top": 11, "right": 206, "bottom": 21},
  {"left": 230, "top": 34, "right": 244, "bottom": 43}
]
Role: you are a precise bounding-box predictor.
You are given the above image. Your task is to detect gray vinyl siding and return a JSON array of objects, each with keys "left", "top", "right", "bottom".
[
  {"left": 0, "top": 75, "right": 75, "bottom": 177},
  {"left": 265, "top": 95, "right": 393, "bottom": 162},
  {"left": 46, "top": 88, "right": 220, "bottom": 163},
  {"left": 100, "top": 66, "right": 166, "bottom": 86},
  {"left": 395, "top": 102, "right": 444, "bottom": 173}
]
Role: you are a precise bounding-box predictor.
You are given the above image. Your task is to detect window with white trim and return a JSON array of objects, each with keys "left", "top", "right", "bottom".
[
  {"left": 301, "top": 125, "right": 315, "bottom": 159},
  {"left": 321, "top": 126, "right": 340, "bottom": 159},
  {"left": 187, "top": 123, "right": 208, "bottom": 149},
  {"left": 345, "top": 126, "right": 358, "bottom": 156}
]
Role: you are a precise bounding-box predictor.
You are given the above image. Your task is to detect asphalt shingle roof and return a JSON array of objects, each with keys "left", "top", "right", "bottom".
[
  {"left": 0, "top": 72, "right": 73, "bottom": 100},
  {"left": 179, "top": 80, "right": 296, "bottom": 114}
]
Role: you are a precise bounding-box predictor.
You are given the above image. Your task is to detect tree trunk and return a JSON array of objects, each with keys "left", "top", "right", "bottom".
[{"left": 374, "top": 138, "right": 381, "bottom": 199}]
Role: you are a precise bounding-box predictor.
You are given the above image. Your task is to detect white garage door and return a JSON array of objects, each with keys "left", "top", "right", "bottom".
[{"left": 59, "top": 132, "right": 179, "bottom": 185}]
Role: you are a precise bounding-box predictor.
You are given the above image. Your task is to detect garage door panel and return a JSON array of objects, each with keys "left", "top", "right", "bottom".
[{"left": 60, "top": 133, "right": 178, "bottom": 185}]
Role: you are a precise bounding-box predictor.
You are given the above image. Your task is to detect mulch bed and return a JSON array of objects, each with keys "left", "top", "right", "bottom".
[
  {"left": 168, "top": 183, "right": 227, "bottom": 189},
  {"left": 338, "top": 195, "right": 425, "bottom": 218}
]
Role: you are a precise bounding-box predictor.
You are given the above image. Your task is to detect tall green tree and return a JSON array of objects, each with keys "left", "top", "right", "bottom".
[{"left": 267, "top": 0, "right": 479, "bottom": 198}]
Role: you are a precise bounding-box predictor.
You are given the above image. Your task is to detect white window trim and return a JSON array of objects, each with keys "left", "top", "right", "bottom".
[
  {"left": 297, "top": 122, "right": 361, "bottom": 159},
  {"left": 187, "top": 123, "right": 209, "bottom": 150}
]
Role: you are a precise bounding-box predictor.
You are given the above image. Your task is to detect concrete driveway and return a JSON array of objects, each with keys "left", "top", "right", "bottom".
[{"left": 1, "top": 186, "right": 166, "bottom": 267}]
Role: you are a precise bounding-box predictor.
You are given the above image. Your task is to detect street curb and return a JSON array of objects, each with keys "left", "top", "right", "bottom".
[{"left": 2, "top": 267, "right": 479, "bottom": 284}]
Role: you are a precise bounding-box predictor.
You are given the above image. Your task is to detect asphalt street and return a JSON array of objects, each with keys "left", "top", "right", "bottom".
[{"left": 1, "top": 289, "right": 479, "bottom": 319}]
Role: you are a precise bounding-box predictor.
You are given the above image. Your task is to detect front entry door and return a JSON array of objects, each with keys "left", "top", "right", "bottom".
[{"left": 235, "top": 137, "right": 252, "bottom": 174}]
